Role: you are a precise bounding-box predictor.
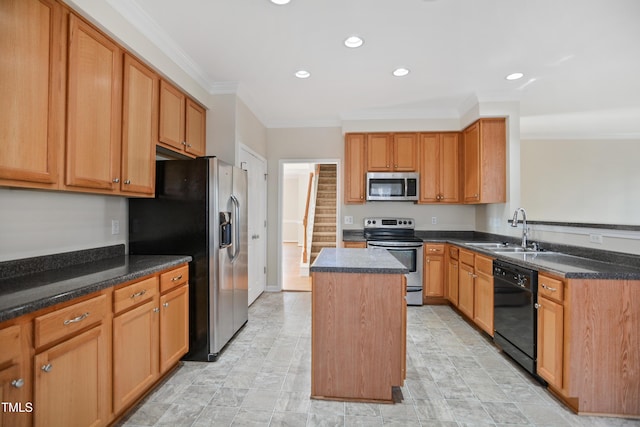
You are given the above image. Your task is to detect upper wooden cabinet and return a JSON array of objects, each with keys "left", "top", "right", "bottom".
[
  {"left": 0, "top": 0, "right": 65, "bottom": 190},
  {"left": 344, "top": 133, "right": 367, "bottom": 204},
  {"left": 65, "top": 13, "right": 123, "bottom": 192},
  {"left": 367, "top": 133, "right": 418, "bottom": 172},
  {"left": 462, "top": 118, "right": 506, "bottom": 203},
  {"left": 419, "top": 133, "right": 460, "bottom": 203},
  {"left": 159, "top": 80, "right": 206, "bottom": 157},
  {"left": 120, "top": 54, "right": 158, "bottom": 196}
]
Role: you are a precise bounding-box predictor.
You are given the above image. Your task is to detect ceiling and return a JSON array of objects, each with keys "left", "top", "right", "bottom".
[{"left": 107, "top": 0, "right": 640, "bottom": 137}]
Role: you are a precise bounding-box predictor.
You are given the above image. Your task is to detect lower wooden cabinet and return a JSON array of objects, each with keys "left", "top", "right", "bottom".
[
  {"left": 423, "top": 244, "right": 445, "bottom": 301},
  {"left": 473, "top": 255, "right": 494, "bottom": 336},
  {"left": 159, "top": 284, "right": 189, "bottom": 373},
  {"left": 536, "top": 295, "right": 564, "bottom": 388},
  {"left": 34, "top": 323, "right": 110, "bottom": 427},
  {"left": 446, "top": 246, "right": 459, "bottom": 306},
  {"left": 0, "top": 324, "right": 31, "bottom": 427}
]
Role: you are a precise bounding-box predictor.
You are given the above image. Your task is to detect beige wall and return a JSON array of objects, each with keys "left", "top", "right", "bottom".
[
  {"left": 236, "top": 99, "right": 267, "bottom": 159},
  {"left": 208, "top": 94, "right": 236, "bottom": 164}
]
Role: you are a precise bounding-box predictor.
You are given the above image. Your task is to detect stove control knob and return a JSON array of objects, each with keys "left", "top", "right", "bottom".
[{"left": 373, "top": 220, "right": 376, "bottom": 224}]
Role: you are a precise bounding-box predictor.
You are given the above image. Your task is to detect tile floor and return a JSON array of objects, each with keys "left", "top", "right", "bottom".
[{"left": 117, "top": 292, "right": 639, "bottom": 427}]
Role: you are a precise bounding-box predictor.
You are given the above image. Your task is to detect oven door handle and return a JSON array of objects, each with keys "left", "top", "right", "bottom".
[{"left": 367, "top": 242, "right": 423, "bottom": 249}]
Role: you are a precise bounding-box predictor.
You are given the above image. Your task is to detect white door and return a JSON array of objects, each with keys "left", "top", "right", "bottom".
[{"left": 240, "top": 146, "right": 267, "bottom": 305}]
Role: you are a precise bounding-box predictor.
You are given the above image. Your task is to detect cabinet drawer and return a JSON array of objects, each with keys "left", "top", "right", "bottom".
[
  {"left": 160, "top": 264, "right": 189, "bottom": 294},
  {"left": 0, "top": 325, "right": 21, "bottom": 364},
  {"left": 538, "top": 273, "right": 564, "bottom": 303},
  {"left": 459, "top": 249, "right": 475, "bottom": 266},
  {"left": 424, "top": 244, "right": 444, "bottom": 255},
  {"left": 114, "top": 276, "right": 158, "bottom": 314},
  {"left": 35, "top": 294, "right": 107, "bottom": 349},
  {"left": 475, "top": 255, "right": 493, "bottom": 276},
  {"left": 448, "top": 246, "right": 459, "bottom": 260}
]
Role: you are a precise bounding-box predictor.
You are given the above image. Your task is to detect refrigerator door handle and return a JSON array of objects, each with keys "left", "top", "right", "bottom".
[{"left": 230, "top": 195, "right": 241, "bottom": 262}]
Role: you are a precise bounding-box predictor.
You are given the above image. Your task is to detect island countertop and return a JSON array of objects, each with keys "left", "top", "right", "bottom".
[{"left": 310, "top": 248, "right": 409, "bottom": 274}]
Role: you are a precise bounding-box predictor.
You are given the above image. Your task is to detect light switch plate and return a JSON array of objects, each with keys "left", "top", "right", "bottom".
[{"left": 344, "top": 216, "right": 354, "bottom": 225}]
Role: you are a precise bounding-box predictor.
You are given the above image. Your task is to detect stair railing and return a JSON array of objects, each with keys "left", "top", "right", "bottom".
[{"left": 302, "top": 171, "right": 314, "bottom": 263}]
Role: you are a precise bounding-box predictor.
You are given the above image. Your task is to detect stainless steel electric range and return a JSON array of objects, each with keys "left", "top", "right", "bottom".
[{"left": 364, "top": 217, "right": 423, "bottom": 306}]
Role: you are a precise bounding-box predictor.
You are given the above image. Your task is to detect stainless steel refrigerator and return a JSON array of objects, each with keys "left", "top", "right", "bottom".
[{"left": 129, "top": 157, "right": 248, "bottom": 361}]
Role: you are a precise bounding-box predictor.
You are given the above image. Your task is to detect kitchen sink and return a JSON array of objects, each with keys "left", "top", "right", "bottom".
[
  {"left": 494, "top": 247, "right": 537, "bottom": 253},
  {"left": 465, "top": 242, "right": 510, "bottom": 249}
]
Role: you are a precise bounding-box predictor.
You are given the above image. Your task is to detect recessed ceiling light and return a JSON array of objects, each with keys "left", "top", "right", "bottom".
[
  {"left": 295, "top": 70, "right": 310, "bottom": 79},
  {"left": 270, "top": 0, "right": 290, "bottom": 5},
  {"left": 344, "top": 36, "right": 364, "bottom": 48},
  {"left": 506, "top": 72, "right": 524, "bottom": 80},
  {"left": 392, "top": 68, "right": 410, "bottom": 77}
]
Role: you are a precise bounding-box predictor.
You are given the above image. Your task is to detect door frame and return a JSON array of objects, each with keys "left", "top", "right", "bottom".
[{"left": 277, "top": 158, "right": 341, "bottom": 291}]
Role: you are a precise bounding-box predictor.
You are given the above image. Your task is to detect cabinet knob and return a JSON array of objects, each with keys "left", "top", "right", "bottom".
[
  {"left": 426, "top": 259, "right": 430, "bottom": 263},
  {"left": 535, "top": 302, "right": 541, "bottom": 309},
  {"left": 181, "top": 141, "right": 187, "bottom": 146},
  {"left": 11, "top": 378, "right": 25, "bottom": 388},
  {"left": 41, "top": 364, "right": 53, "bottom": 373},
  {"left": 112, "top": 178, "right": 120, "bottom": 183},
  {"left": 153, "top": 307, "right": 160, "bottom": 313},
  {"left": 163, "top": 302, "right": 169, "bottom": 308},
  {"left": 124, "top": 179, "right": 131, "bottom": 185}
]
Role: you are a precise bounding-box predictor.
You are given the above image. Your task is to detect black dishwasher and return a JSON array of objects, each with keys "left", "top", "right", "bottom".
[{"left": 493, "top": 260, "right": 541, "bottom": 379}]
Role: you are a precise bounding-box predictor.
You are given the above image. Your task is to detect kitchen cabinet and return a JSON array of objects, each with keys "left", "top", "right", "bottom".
[
  {"left": 33, "top": 293, "right": 110, "bottom": 427},
  {"left": 536, "top": 273, "right": 564, "bottom": 390},
  {"left": 0, "top": 0, "right": 65, "bottom": 190},
  {"left": 367, "top": 133, "right": 418, "bottom": 172},
  {"left": 446, "top": 246, "right": 459, "bottom": 306},
  {"left": 419, "top": 133, "right": 460, "bottom": 203},
  {"left": 473, "top": 254, "right": 494, "bottom": 336},
  {"left": 343, "top": 241, "right": 367, "bottom": 248},
  {"left": 159, "top": 265, "right": 189, "bottom": 373},
  {"left": 462, "top": 118, "right": 506, "bottom": 204},
  {"left": 112, "top": 276, "right": 159, "bottom": 414},
  {"left": 458, "top": 254, "right": 475, "bottom": 319},
  {"left": 0, "top": 324, "right": 32, "bottom": 427},
  {"left": 344, "top": 133, "right": 367, "bottom": 204},
  {"left": 65, "top": 13, "right": 123, "bottom": 193},
  {"left": 120, "top": 54, "right": 158, "bottom": 196},
  {"left": 158, "top": 80, "right": 206, "bottom": 157},
  {"left": 423, "top": 244, "right": 445, "bottom": 302}
]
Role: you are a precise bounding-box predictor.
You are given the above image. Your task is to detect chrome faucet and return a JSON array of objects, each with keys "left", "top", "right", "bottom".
[{"left": 511, "top": 207, "right": 528, "bottom": 248}]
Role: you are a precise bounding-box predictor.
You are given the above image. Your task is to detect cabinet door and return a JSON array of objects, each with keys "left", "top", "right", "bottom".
[
  {"left": 158, "top": 80, "right": 185, "bottom": 151},
  {"left": 185, "top": 99, "right": 206, "bottom": 157},
  {"left": 393, "top": 133, "right": 418, "bottom": 171},
  {"left": 447, "top": 258, "right": 459, "bottom": 306},
  {"left": 419, "top": 133, "right": 439, "bottom": 202},
  {"left": 0, "top": 0, "right": 63, "bottom": 188},
  {"left": 473, "top": 271, "right": 494, "bottom": 336},
  {"left": 424, "top": 255, "right": 444, "bottom": 299},
  {"left": 463, "top": 122, "right": 480, "bottom": 202},
  {"left": 121, "top": 54, "right": 157, "bottom": 196},
  {"left": 439, "top": 133, "right": 460, "bottom": 203},
  {"left": 537, "top": 296, "right": 564, "bottom": 389},
  {"left": 344, "top": 134, "right": 366, "bottom": 203},
  {"left": 160, "top": 285, "right": 189, "bottom": 373},
  {"left": 113, "top": 299, "right": 159, "bottom": 414},
  {"left": 0, "top": 325, "right": 31, "bottom": 427},
  {"left": 34, "top": 324, "right": 109, "bottom": 427},
  {"left": 66, "top": 14, "right": 122, "bottom": 191},
  {"left": 458, "top": 263, "right": 474, "bottom": 319},
  {"left": 366, "top": 134, "right": 392, "bottom": 171}
]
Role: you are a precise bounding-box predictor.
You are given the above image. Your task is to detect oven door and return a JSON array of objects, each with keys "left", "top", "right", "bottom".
[{"left": 367, "top": 241, "right": 423, "bottom": 306}]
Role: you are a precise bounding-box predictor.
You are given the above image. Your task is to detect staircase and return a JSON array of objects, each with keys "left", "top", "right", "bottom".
[{"left": 310, "top": 164, "right": 337, "bottom": 264}]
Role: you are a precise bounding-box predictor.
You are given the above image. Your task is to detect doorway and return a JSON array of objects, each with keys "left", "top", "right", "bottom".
[{"left": 279, "top": 160, "right": 340, "bottom": 291}]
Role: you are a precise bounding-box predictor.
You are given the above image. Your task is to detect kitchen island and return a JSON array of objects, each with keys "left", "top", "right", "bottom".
[{"left": 310, "top": 248, "right": 408, "bottom": 403}]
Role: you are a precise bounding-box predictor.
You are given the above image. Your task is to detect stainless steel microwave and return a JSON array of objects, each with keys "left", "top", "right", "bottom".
[{"left": 366, "top": 172, "right": 419, "bottom": 201}]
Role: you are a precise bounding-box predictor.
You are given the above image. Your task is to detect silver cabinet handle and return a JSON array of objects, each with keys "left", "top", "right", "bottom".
[
  {"left": 131, "top": 289, "right": 147, "bottom": 299},
  {"left": 113, "top": 178, "right": 120, "bottom": 183},
  {"left": 41, "top": 364, "right": 53, "bottom": 373},
  {"left": 124, "top": 179, "right": 131, "bottom": 185},
  {"left": 535, "top": 302, "right": 541, "bottom": 309},
  {"left": 153, "top": 308, "right": 160, "bottom": 313},
  {"left": 181, "top": 141, "right": 187, "bottom": 146},
  {"left": 171, "top": 275, "right": 183, "bottom": 282},
  {"left": 163, "top": 302, "right": 169, "bottom": 308},
  {"left": 541, "top": 284, "right": 557, "bottom": 292},
  {"left": 11, "top": 378, "right": 25, "bottom": 388},
  {"left": 63, "top": 312, "right": 89, "bottom": 325}
]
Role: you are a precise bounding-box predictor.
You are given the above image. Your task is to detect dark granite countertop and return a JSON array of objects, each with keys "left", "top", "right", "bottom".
[
  {"left": 310, "top": 248, "right": 409, "bottom": 274},
  {"left": 343, "top": 230, "right": 640, "bottom": 280},
  {"left": 0, "top": 245, "right": 191, "bottom": 323}
]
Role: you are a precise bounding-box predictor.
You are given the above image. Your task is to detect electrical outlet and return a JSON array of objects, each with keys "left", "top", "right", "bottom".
[
  {"left": 111, "top": 220, "right": 120, "bottom": 235},
  {"left": 589, "top": 233, "right": 603, "bottom": 244},
  {"left": 344, "top": 216, "right": 353, "bottom": 225},
  {"left": 431, "top": 217, "right": 437, "bottom": 225}
]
